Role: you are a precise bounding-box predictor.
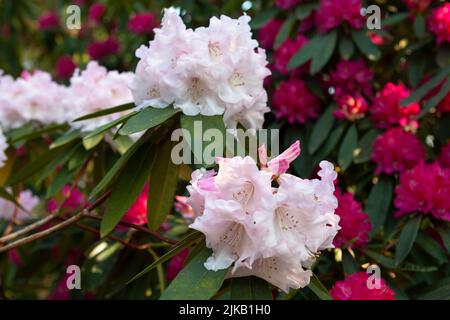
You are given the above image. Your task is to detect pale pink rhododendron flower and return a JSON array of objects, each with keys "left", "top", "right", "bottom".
[
  {"left": 394, "top": 162, "right": 450, "bottom": 221},
  {"left": 131, "top": 9, "right": 270, "bottom": 130},
  {"left": 272, "top": 78, "right": 322, "bottom": 124},
  {"left": 315, "top": 0, "right": 365, "bottom": 33},
  {"left": 330, "top": 272, "right": 396, "bottom": 300},
  {"left": 0, "top": 127, "right": 7, "bottom": 168},
  {"left": 334, "top": 94, "right": 368, "bottom": 121},
  {"left": 258, "top": 19, "right": 283, "bottom": 49},
  {"left": 371, "top": 127, "right": 425, "bottom": 175},
  {"left": 64, "top": 61, "right": 133, "bottom": 131},
  {"left": 121, "top": 183, "right": 149, "bottom": 225},
  {"left": 333, "top": 189, "right": 371, "bottom": 248},
  {"left": 428, "top": 3, "right": 450, "bottom": 44},
  {"left": 273, "top": 35, "right": 309, "bottom": 75},
  {"left": 370, "top": 83, "right": 420, "bottom": 130},
  {"left": 0, "top": 190, "right": 39, "bottom": 221},
  {"left": 187, "top": 141, "right": 341, "bottom": 292}
]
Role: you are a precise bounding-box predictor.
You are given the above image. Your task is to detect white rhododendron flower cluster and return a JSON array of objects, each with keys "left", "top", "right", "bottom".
[
  {"left": 0, "top": 62, "right": 133, "bottom": 132},
  {"left": 64, "top": 61, "right": 134, "bottom": 132},
  {"left": 131, "top": 9, "right": 271, "bottom": 129},
  {"left": 186, "top": 141, "right": 341, "bottom": 292},
  {"left": 0, "top": 127, "right": 8, "bottom": 168},
  {"left": 0, "top": 189, "right": 39, "bottom": 221}
]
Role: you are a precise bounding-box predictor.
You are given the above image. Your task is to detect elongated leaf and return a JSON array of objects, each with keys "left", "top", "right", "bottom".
[
  {"left": 83, "top": 111, "right": 137, "bottom": 140},
  {"left": 308, "top": 274, "right": 332, "bottom": 300},
  {"left": 342, "top": 249, "right": 359, "bottom": 276},
  {"left": 9, "top": 123, "right": 67, "bottom": 144},
  {"left": 408, "top": 54, "right": 427, "bottom": 88},
  {"left": 364, "top": 249, "right": 395, "bottom": 268},
  {"left": 287, "top": 34, "right": 322, "bottom": 70},
  {"left": 230, "top": 277, "right": 272, "bottom": 300},
  {"left": 82, "top": 133, "right": 104, "bottom": 150},
  {"left": 415, "top": 233, "right": 448, "bottom": 264},
  {"left": 395, "top": 216, "right": 422, "bottom": 266},
  {"left": 73, "top": 102, "right": 135, "bottom": 121},
  {"left": 437, "top": 225, "right": 450, "bottom": 254},
  {"left": 339, "top": 34, "right": 354, "bottom": 59},
  {"left": 160, "top": 247, "right": 228, "bottom": 300},
  {"left": 49, "top": 130, "right": 80, "bottom": 149},
  {"left": 316, "top": 123, "right": 346, "bottom": 159},
  {"left": 100, "top": 144, "right": 156, "bottom": 237},
  {"left": 354, "top": 129, "right": 379, "bottom": 164},
  {"left": 401, "top": 66, "right": 450, "bottom": 106},
  {"left": 338, "top": 124, "right": 357, "bottom": 171},
  {"left": 310, "top": 30, "right": 337, "bottom": 74},
  {"left": 366, "top": 177, "right": 393, "bottom": 237},
  {"left": 147, "top": 139, "right": 180, "bottom": 230},
  {"left": 413, "top": 15, "right": 426, "bottom": 39},
  {"left": 418, "top": 277, "right": 450, "bottom": 300},
  {"left": 119, "top": 106, "right": 179, "bottom": 135},
  {"left": 382, "top": 12, "right": 409, "bottom": 27},
  {"left": 249, "top": 9, "right": 279, "bottom": 29},
  {"left": 421, "top": 76, "right": 450, "bottom": 117},
  {"left": 309, "top": 105, "right": 335, "bottom": 154},
  {"left": 127, "top": 231, "right": 203, "bottom": 285},
  {"left": 0, "top": 187, "right": 22, "bottom": 209},
  {"left": 274, "top": 16, "right": 295, "bottom": 49},
  {"left": 351, "top": 30, "right": 381, "bottom": 60},
  {"left": 45, "top": 166, "right": 74, "bottom": 198},
  {"left": 295, "top": 3, "right": 319, "bottom": 20}
]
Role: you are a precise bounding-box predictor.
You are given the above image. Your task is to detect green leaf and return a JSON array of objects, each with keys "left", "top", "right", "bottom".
[
  {"left": 436, "top": 44, "right": 450, "bottom": 68},
  {"left": 45, "top": 166, "right": 74, "bottom": 198},
  {"left": 338, "top": 124, "right": 357, "bottom": 171},
  {"left": 100, "top": 144, "right": 156, "bottom": 237},
  {"left": 9, "top": 123, "right": 67, "bottom": 144},
  {"left": 287, "top": 34, "right": 322, "bottom": 70},
  {"left": 249, "top": 9, "right": 280, "bottom": 29},
  {"left": 418, "top": 277, "right": 450, "bottom": 300},
  {"left": 364, "top": 249, "right": 395, "bottom": 269},
  {"left": 408, "top": 54, "right": 427, "bottom": 88},
  {"left": 415, "top": 233, "right": 448, "bottom": 264},
  {"left": 0, "top": 187, "right": 23, "bottom": 209},
  {"left": 119, "top": 106, "right": 179, "bottom": 135},
  {"left": 354, "top": 129, "right": 379, "bottom": 164},
  {"left": 315, "top": 123, "right": 346, "bottom": 159},
  {"left": 437, "top": 225, "right": 450, "bottom": 254},
  {"left": 401, "top": 66, "right": 450, "bottom": 106},
  {"left": 395, "top": 216, "right": 422, "bottom": 266},
  {"left": 49, "top": 130, "right": 80, "bottom": 149},
  {"left": 421, "top": 76, "right": 450, "bottom": 117},
  {"left": 294, "top": 3, "right": 318, "bottom": 20},
  {"left": 230, "top": 277, "right": 272, "bottom": 300},
  {"left": 127, "top": 231, "right": 203, "bottom": 285},
  {"left": 73, "top": 102, "right": 135, "bottom": 122},
  {"left": 366, "top": 177, "right": 393, "bottom": 237},
  {"left": 82, "top": 132, "right": 104, "bottom": 150},
  {"left": 308, "top": 105, "right": 336, "bottom": 154},
  {"left": 83, "top": 111, "right": 137, "bottom": 140},
  {"left": 351, "top": 30, "right": 381, "bottom": 61},
  {"left": 147, "top": 139, "right": 180, "bottom": 230},
  {"left": 307, "top": 274, "right": 332, "bottom": 300},
  {"left": 160, "top": 247, "right": 228, "bottom": 300},
  {"left": 274, "top": 16, "right": 295, "bottom": 49},
  {"left": 339, "top": 34, "right": 354, "bottom": 59},
  {"left": 310, "top": 30, "right": 337, "bottom": 74},
  {"left": 413, "top": 15, "right": 426, "bottom": 39},
  {"left": 381, "top": 12, "right": 409, "bottom": 27},
  {"left": 342, "top": 249, "right": 359, "bottom": 276}
]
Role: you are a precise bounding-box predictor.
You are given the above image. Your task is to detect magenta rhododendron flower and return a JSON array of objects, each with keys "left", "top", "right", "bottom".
[
  {"left": 56, "top": 55, "right": 76, "bottom": 79},
  {"left": 276, "top": 0, "right": 301, "bottom": 10},
  {"left": 121, "top": 183, "right": 149, "bottom": 225},
  {"left": 402, "top": 0, "right": 430, "bottom": 13},
  {"left": 330, "top": 272, "right": 396, "bottom": 300},
  {"left": 187, "top": 142, "right": 341, "bottom": 292},
  {"left": 333, "top": 189, "right": 371, "bottom": 248},
  {"left": 273, "top": 35, "right": 309, "bottom": 74},
  {"left": 0, "top": 190, "right": 39, "bottom": 221},
  {"left": 438, "top": 91, "right": 450, "bottom": 113},
  {"left": 87, "top": 37, "right": 120, "bottom": 60},
  {"left": 328, "top": 59, "right": 373, "bottom": 100},
  {"left": 315, "top": 0, "right": 364, "bottom": 33},
  {"left": 128, "top": 12, "right": 159, "bottom": 34},
  {"left": 370, "top": 83, "right": 420, "bottom": 130},
  {"left": 394, "top": 162, "right": 450, "bottom": 221},
  {"left": 8, "top": 249, "right": 22, "bottom": 267},
  {"left": 371, "top": 127, "right": 425, "bottom": 175},
  {"left": 166, "top": 248, "right": 189, "bottom": 281},
  {"left": 428, "top": 3, "right": 450, "bottom": 44},
  {"left": 38, "top": 11, "right": 59, "bottom": 30},
  {"left": 258, "top": 19, "right": 283, "bottom": 49},
  {"left": 88, "top": 3, "right": 106, "bottom": 23},
  {"left": 334, "top": 94, "right": 368, "bottom": 121},
  {"left": 48, "top": 185, "right": 87, "bottom": 213},
  {"left": 439, "top": 143, "right": 450, "bottom": 168},
  {"left": 272, "top": 78, "right": 322, "bottom": 124}
]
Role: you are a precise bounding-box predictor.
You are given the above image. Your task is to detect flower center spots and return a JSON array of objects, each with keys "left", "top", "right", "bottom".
[
  {"left": 232, "top": 181, "right": 254, "bottom": 209},
  {"left": 276, "top": 206, "right": 299, "bottom": 231},
  {"left": 208, "top": 41, "right": 222, "bottom": 58},
  {"left": 219, "top": 223, "right": 244, "bottom": 255},
  {"left": 188, "top": 77, "right": 205, "bottom": 105},
  {"left": 255, "top": 258, "right": 278, "bottom": 279},
  {"left": 147, "top": 86, "right": 160, "bottom": 98},
  {"left": 229, "top": 71, "right": 245, "bottom": 87}
]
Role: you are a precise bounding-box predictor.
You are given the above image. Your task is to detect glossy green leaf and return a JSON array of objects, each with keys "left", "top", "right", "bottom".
[
  {"left": 342, "top": 249, "right": 359, "bottom": 276},
  {"left": 308, "top": 274, "right": 332, "bottom": 300},
  {"left": 274, "top": 16, "right": 295, "bottom": 49},
  {"left": 249, "top": 9, "right": 279, "bottom": 29},
  {"left": 366, "top": 177, "right": 393, "bottom": 237},
  {"left": 82, "top": 132, "right": 104, "bottom": 150},
  {"left": 49, "top": 130, "right": 80, "bottom": 149},
  {"left": 73, "top": 102, "right": 135, "bottom": 122},
  {"left": 287, "top": 34, "right": 322, "bottom": 70},
  {"left": 354, "top": 129, "right": 379, "bottom": 164},
  {"left": 413, "top": 15, "right": 426, "bottom": 39},
  {"left": 83, "top": 111, "right": 137, "bottom": 140},
  {"left": 308, "top": 105, "right": 335, "bottom": 154},
  {"left": 230, "top": 277, "right": 272, "bottom": 300},
  {"left": 351, "top": 30, "right": 381, "bottom": 60},
  {"left": 119, "top": 106, "right": 179, "bottom": 135},
  {"left": 338, "top": 124, "right": 357, "bottom": 171},
  {"left": 415, "top": 233, "right": 448, "bottom": 264},
  {"left": 310, "top": 30, "right": 337, "bottom": 74},
  {"left": 395, "top": 216, "right": 422, "bottom": 266},
  {"left": 421, "top": 76, "right": 450, "bottom": 117},
  {"left": 339, "top": 34, "right": 354, "bottom": 59},
  {"left": 381, "top": 12, "right": 409, "bottom": 27}
]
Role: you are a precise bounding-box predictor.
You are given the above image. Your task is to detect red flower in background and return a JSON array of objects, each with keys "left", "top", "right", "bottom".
[
  {"left": 371, "top": 127, "right": 425, "bottom": 175},
  {"left": 438, "top": 90, "right": 450, "bottom": 113},
  {"left": 121, "top": 183, "right": 149, "bottom": 225},
  {"left": 315, "top": 0, "right": 364, "bottom": 33},
  {"left": 272, "top": 78, "right": 322, "bottom": 124},
  {"left": 333, "top": 189, "right": 371, "bottom": 248},
  {"left": 334, "top": 94, "right": 368, "bottom": 121},
  {"left": 87, "top": 37, "right": 120, "bottom": 60},
  {"left": 428, "top": 3, "right": 450, "bottom": 44},
  {"left": 166, "top": 249, "right": 189, "bottom": 281},
  {"left": 258, "top": 19, "right": 283, "bottom": 49},
  {"left": 329, "top": 59, "right": 373, "bottom": 100},
  {"left": 370, "top": 83, "right": 420, "bottom": 130},
  {"left": 276, "top": 0, "right": 301, "bottom": 10},
  {"left": 330, "top": 272, "right": 396, "bottom": 300},
  {"left": 88, "top": 3, "right": 106, "bottom": 23},
  {"left": 47, "top": 185, "right": 87, "bottom": 214},
  {"left": 439, "top": 143, "right": 450, "bottom": 169},
  {"left": 38, "top": 11, "right": 60, "bottom": 30},
  {"left": 402, "top": 0, "right": 430, "bottom": 13},
  {"left": 56, "top": 55, "right": 76, "bottom": 79},
  {"left": 394, "top": 162, "right": 450, "bottom": 221},
  {"left": 128, "top": 12, "right": 159, "bottom": 35},
  {"left": 273, "top": 35, "right": 309, "bottom": 74}
]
